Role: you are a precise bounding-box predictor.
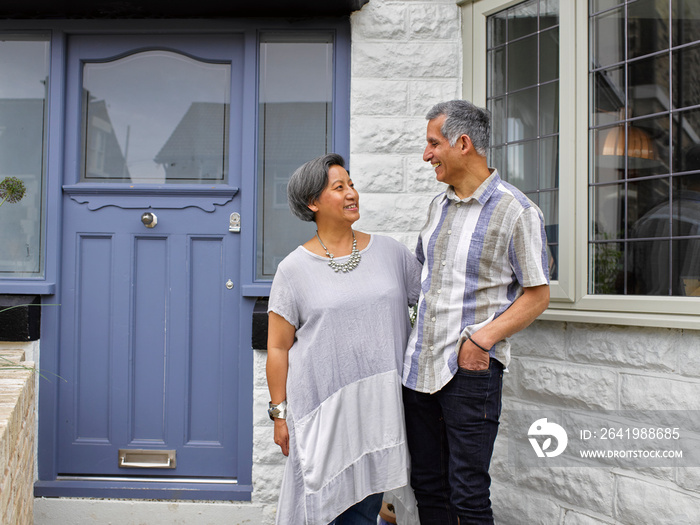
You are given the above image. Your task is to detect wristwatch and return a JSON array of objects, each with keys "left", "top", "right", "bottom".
[{"left": 268, "top": 400, "right": 287, "bottom": 420}]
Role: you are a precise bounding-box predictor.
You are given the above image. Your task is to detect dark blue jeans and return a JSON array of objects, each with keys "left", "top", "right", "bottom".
[
  {"left": 403, "top": 358, "right": 504, "bottom": 525},
  {"left": 328, "top": 492, "right": 383, "bottom": 525}
]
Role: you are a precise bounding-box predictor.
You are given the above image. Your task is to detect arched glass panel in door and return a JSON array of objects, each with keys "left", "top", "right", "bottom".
[{"left": 81, "top": 50, "right": 230, "bottom": 184}]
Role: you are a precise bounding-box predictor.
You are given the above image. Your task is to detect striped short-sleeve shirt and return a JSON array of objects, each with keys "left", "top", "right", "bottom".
[{"left": 403, "top": 170, "right": 550, "bottom": 394}]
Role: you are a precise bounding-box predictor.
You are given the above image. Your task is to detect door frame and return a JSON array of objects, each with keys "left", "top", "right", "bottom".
[{"left": 29, "top": 17, "right": 350, "bottom": 500}]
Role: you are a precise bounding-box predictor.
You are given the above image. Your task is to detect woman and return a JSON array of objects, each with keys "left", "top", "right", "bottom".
[{"left": 266, "top": 153, "right": 421, "bottom": 525}]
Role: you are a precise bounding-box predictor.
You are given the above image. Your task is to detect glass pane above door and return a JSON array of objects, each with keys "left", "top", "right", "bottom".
[{"left": 81, "top": 50, "right": 230, "bottom": 183}]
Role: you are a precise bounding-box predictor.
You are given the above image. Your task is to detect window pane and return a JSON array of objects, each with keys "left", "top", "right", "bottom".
[
  {"left": 540, "top": 0, "right": 560, "bottom": 30},
  {"left": 82, "top": 51, "right": 230, "bottom": 183},
  {"left": 672, "top": 0, "right": 700, "bottom": 46},
  {"left": 590, "top": 0, "right": 623, "bottom": 15},
  {"left": 628, "top": 0, "right": 670, "bottom": 60},
  {"left": 591, "top": 7, "right": 625, "bottom": 68},
  {"left": 540, "top": 81, "right": 559, "bottom": 136},
  {"left": 592, "top": 125, "right": 625, "bottom": 183},
  {"left": 508, "top": 35, "right": 538, "bottom": 91},
  {"left": 629, "top": 53, "right": 669, "bottom": 118},
  {"left": 590, "top": 66, "right": 625, "bottom": 127},
  {"left": 592, "top": 183, "right": 625, "bottom": 241},
  {"left": 508, "top": 1, "right": 539, "bottom": 40},
  {"left": 507, "top": 87, "right": 538, "bottom": 141},
  {"left": 671, "top": 173, "right": 700, "bottom": 296},
  {"left": 540, "top": 136, "right": 559, "bottom": 189},
  {"left": 539, "top": 28, "right": 559, "bottom": 83},
  {"left": 506, "top": 141, "right": 538, "bottom": 192},
  {"left": 591, "top": 241, "right": 625, "bottom": 294},
  {"left": 672, "top": 43, "right": 700, "bottom": 110},
  {"left": 672, "top": 108, "right": 700, "bottom": 173},
  {"left": 674, "top": 239, "right": 700, "bottom": 295},
  {"left": 627, "top": 114, "right": 670, "bottom": 176},
  {"left": 257, "top": 34, "right": 333, "bottom": 279},
  {"left": 489, "top": 145, "right": 506, "bottom": 175},
  {"left": 540, "top": 189, "right": 559, "bottom": 280},
  {"left": 489, "top": 11, "right": 507, "bottom": 47},
  {"left": 628, "top": 177, "right": 671, "bottom": 237},
  {"left": 672, "top": 173, "right": 700, "bottom": 236},
  {"left": 489, "top": 97, "right": 506, "bottom": 146},
  {"left": 628, "top": 239, "right": 670, "bottom": 294},
  {"left": 0, "top": 35, "right": 49, "bottom": 277},
  {"left": 488, "top": 48, "right": 506, "bottom": 97}
]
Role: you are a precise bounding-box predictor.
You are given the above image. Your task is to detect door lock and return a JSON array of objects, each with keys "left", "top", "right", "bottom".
[
  {"left": 141, "top": 212, "right": 157, "bottom": 228},
  {"left": 229, "top": 212, "right": 241, "bottom": 233}
]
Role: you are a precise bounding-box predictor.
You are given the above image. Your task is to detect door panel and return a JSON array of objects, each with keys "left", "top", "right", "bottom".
[{"left": 58, "top": 34, "right": 242, "bottom": 480}]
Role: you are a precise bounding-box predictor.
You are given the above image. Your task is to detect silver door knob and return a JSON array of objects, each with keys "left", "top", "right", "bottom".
[{"left": 141, "top": 212, "right": 157, "bottom": 228}]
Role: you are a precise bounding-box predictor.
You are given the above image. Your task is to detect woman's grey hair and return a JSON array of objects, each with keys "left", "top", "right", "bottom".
[
  {"left": 287, "top": 153, "right": 346, "bottom": 222},
  {"left": 426, "top": 100, "right": 491, "bottom": 157}
]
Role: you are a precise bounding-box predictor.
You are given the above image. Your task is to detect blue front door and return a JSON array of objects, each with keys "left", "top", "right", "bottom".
[{"left": 57, "top": 33, "right": 244, "bottom": 479}]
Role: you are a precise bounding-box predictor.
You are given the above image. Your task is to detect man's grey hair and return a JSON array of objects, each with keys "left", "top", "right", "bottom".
[
  {"left": 426, "top": 100, "right": 491, "bottom": 156},
  {"left": 287, "top": 153, "right": 345, "bottom": 222}
]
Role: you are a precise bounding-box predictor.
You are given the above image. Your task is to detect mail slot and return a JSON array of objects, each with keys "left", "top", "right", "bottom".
[{"left": 118, "top": 449, "right": 176, "bottom": 469}]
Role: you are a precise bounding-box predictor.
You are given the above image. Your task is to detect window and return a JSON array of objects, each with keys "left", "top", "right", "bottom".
[
  {"left": 0, "top": 34, "right": 49, "bottom": 278},
  {"left": 589, "top": 0, "right": 700, "bottom": 297},
  {"left": 465, "top": 0, "right": 698, "bottom": 325},
  {"left": 486, "top": 0, "right": 560, "bottom": 280},
  {"left": 256, "top": 33, "right": 334, "bottom": 279}
]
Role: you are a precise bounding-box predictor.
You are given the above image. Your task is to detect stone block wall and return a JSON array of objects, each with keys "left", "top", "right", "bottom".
[
  {"left": 491, "top": 322, "right": 700, "bottom": 525},
  {"left": 349, "top": 0, "right": 461, "bottom": 245},
  {"left": 252, "top": 349, "right": 285, "bottom": 524},
  {"left": 0, "top": 349, "right": 36, "bottom": 525}
]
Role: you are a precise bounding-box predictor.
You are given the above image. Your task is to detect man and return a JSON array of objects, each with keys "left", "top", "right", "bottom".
[{"left": 402, "top": 100, "right": 550, "bottom": 524}]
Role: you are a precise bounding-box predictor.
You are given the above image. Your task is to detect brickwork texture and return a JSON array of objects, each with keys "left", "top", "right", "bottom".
[{"left": 0, "top": 350, "right": 35, "bottom": 525}]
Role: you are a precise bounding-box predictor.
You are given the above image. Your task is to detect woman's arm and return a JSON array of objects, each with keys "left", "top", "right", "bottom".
[{"left": 266, "top": 311, "right": 296, "bottom": 456}]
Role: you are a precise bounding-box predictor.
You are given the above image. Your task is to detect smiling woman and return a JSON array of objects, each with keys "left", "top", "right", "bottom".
[{"left": 265, "top": 153, "right": 422, "bottom": 524}]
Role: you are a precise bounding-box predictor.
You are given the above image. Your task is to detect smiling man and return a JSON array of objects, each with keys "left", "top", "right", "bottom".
[{"left": 402, "top": 100, "right": 551, "bottom": 524}]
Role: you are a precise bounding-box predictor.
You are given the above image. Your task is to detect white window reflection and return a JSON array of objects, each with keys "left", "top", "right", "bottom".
[
  {"left": 256, "top": 33, "right": 334, "bottom": 279},
  {"left": 0, "top": 35, "right": 49, "bottom": 276},
  {"left": 82, "top": 50, "right": 230, "bottom": 183}
]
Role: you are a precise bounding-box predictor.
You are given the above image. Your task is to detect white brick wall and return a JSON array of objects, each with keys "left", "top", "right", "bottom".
[
  {"left": 492, "top": 322, "right": 700, "bottom": 524},
  {"left": 252, "top": 1, "right": 700, "bottom": 524},
  {"left": 350, "top": 0, "right": 460, "bottom": 241}
]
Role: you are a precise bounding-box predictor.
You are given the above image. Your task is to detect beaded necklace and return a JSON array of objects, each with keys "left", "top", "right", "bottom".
[{"left": 315, "top": 230, "right": 362, "bottom": 273}]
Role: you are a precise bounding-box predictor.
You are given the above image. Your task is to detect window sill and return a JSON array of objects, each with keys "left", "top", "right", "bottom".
[
  {"left": 0, "top": 281, "right": 55, "bottom": 295},
  {"left": 542, "top": 302, "right": 700, "bottom": 331}
]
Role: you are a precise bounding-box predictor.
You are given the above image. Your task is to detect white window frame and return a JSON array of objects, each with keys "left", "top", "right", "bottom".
[{"left": 460, "top": 0, "right": 700, "bottom": 329}]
